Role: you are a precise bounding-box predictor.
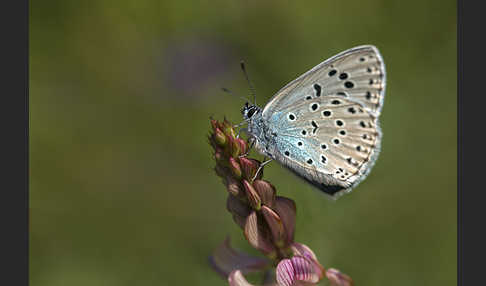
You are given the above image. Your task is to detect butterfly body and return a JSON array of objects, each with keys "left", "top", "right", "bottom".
[{"left": 243, "top": 45, "right": 386, "bottom": 199}]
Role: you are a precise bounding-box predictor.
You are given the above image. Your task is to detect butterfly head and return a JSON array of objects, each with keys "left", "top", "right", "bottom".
[{"left": 241, "top": 102, "right": 261, "bottom": 120}]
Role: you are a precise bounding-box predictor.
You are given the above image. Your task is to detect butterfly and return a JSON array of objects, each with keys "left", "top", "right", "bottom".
[{"left": 241, "top": 45, "right": 386, "bottom": 199}]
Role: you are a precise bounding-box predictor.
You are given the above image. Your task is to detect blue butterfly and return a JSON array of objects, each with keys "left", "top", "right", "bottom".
[{"left": 241, "top": 45, "right": 386, "bottom": 199}]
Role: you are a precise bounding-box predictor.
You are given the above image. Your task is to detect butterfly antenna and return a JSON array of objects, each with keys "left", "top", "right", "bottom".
[
  {"left": 221, "top": 87, "right": 250, "bottom": 103},
  {"left": 240, "top": 61, "right": 257, "bottom": 105}
]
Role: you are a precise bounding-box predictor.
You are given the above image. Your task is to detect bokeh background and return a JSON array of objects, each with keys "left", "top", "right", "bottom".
[{"left": 30, "top": 1, "right": 456, "bottom": 285}]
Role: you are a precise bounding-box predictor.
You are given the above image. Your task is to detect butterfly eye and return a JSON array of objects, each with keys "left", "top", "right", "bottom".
[{"left": 247, "top": 108, "right": 256, "bottom": 118}]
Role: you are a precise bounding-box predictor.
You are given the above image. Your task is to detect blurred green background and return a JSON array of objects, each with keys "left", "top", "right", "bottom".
[{"left": 30, "top": 0, "right": 456, "bottom": 285}]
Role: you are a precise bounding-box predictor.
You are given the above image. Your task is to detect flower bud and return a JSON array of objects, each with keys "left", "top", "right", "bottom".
[
  {"left": 239, "top": 157, "right": 259, "bottom": 180},
  {"left": 235, "top": 138, "right": 248, "bottom": 156},
  {"left": 261, "top": 205, "right": 285, "bottom": 246},
  {"left": 252, "top": 180, "right": 276, "bottom": 207},
  {"left": 222, "top": 120, "right": 236, "bottom": 138},
  {"left": 243, "top": 180, "right": 261, "bottom": 210},
  {"left": 214, "top": 128, "right": 227, "bottom": 146},
  {"left": 210, "top": 118, "right": 219, "bottom": 131},
  {"left": 229, "top": 137, "right": 241, "bottom": 158},
  {"left": 229, "top": 157, "right": 242, "bottom": 179}
]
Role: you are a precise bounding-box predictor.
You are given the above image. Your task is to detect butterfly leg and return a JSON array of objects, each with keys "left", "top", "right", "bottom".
[
  {"left": 233, "top": 120, "right": 248, "bottom": 130},
  {"left": 251, "top": 158, "right": 273, "bottom": 182},
  {"left": 235, "top": 121, "right": 250, "bottom": 139}
]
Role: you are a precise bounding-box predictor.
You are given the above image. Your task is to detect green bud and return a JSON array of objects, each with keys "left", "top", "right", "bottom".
[{"left": 214, "top": 128, "right": 227, "bottom": 146}]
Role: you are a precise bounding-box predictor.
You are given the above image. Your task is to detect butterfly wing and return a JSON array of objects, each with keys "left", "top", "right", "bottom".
[
  {"left": 262, "top": 45, "right": 386, "bottom": 119},
  {"left": 262, "top": 45, "right": 386, "bottom": 198}
]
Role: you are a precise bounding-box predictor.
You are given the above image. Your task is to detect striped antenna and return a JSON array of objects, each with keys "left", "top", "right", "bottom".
[{"left": 240, "top": 61, "right": 257, "bottom": 105}]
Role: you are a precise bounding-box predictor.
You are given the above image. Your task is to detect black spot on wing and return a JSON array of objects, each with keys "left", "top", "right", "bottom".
[{"left": 313, "top": 84, "right": 321, "bottom": 97}]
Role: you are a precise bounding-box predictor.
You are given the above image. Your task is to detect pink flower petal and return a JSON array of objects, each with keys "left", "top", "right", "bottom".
[
  {"left": 292, "top": 256, "right": 319, "bottom": 284},
  {"left": 209, "top": 237, "right": 270, "bottom": 278},
  {"left": 244, "top": 211, "right": 276, "bottom": 255},
  {"left": 276, "top": 255, "right": 322, "bottom": 286},
  {"left": 243, "top": 180, "right": 262, "bottom": 210},
  {"left": 261, "top": 205, "right": 285, "bottom": 244},
  {"left": 290, "top": 243, "right": 317, "bottom": 261},
  {"left": 253, "top": 180, "right": 276, "bottom": 207},
  {"left": 276, "top": 259, "right": 295, "bottom": 286},
  {"left": 273, "top": 197, "right": 296, "bottom": 245},
  {"left": 291, "top": 243, "right": 324, "bottom": 279}
]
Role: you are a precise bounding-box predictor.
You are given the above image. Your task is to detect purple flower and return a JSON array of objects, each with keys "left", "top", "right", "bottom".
[
  {"left": 208, "top": 119, "right": 353, "bottom": 286},
  {"left": 275, "top": 243, "right": 325, "bottom": 286}
]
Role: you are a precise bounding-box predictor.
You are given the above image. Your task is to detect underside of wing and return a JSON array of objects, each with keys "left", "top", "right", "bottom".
[
  {"left": 262, "top": 45, "right": 386, "bottom": 120},
  {"left": 267, "top": 96, "right": 382, "bottom": 198}
]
